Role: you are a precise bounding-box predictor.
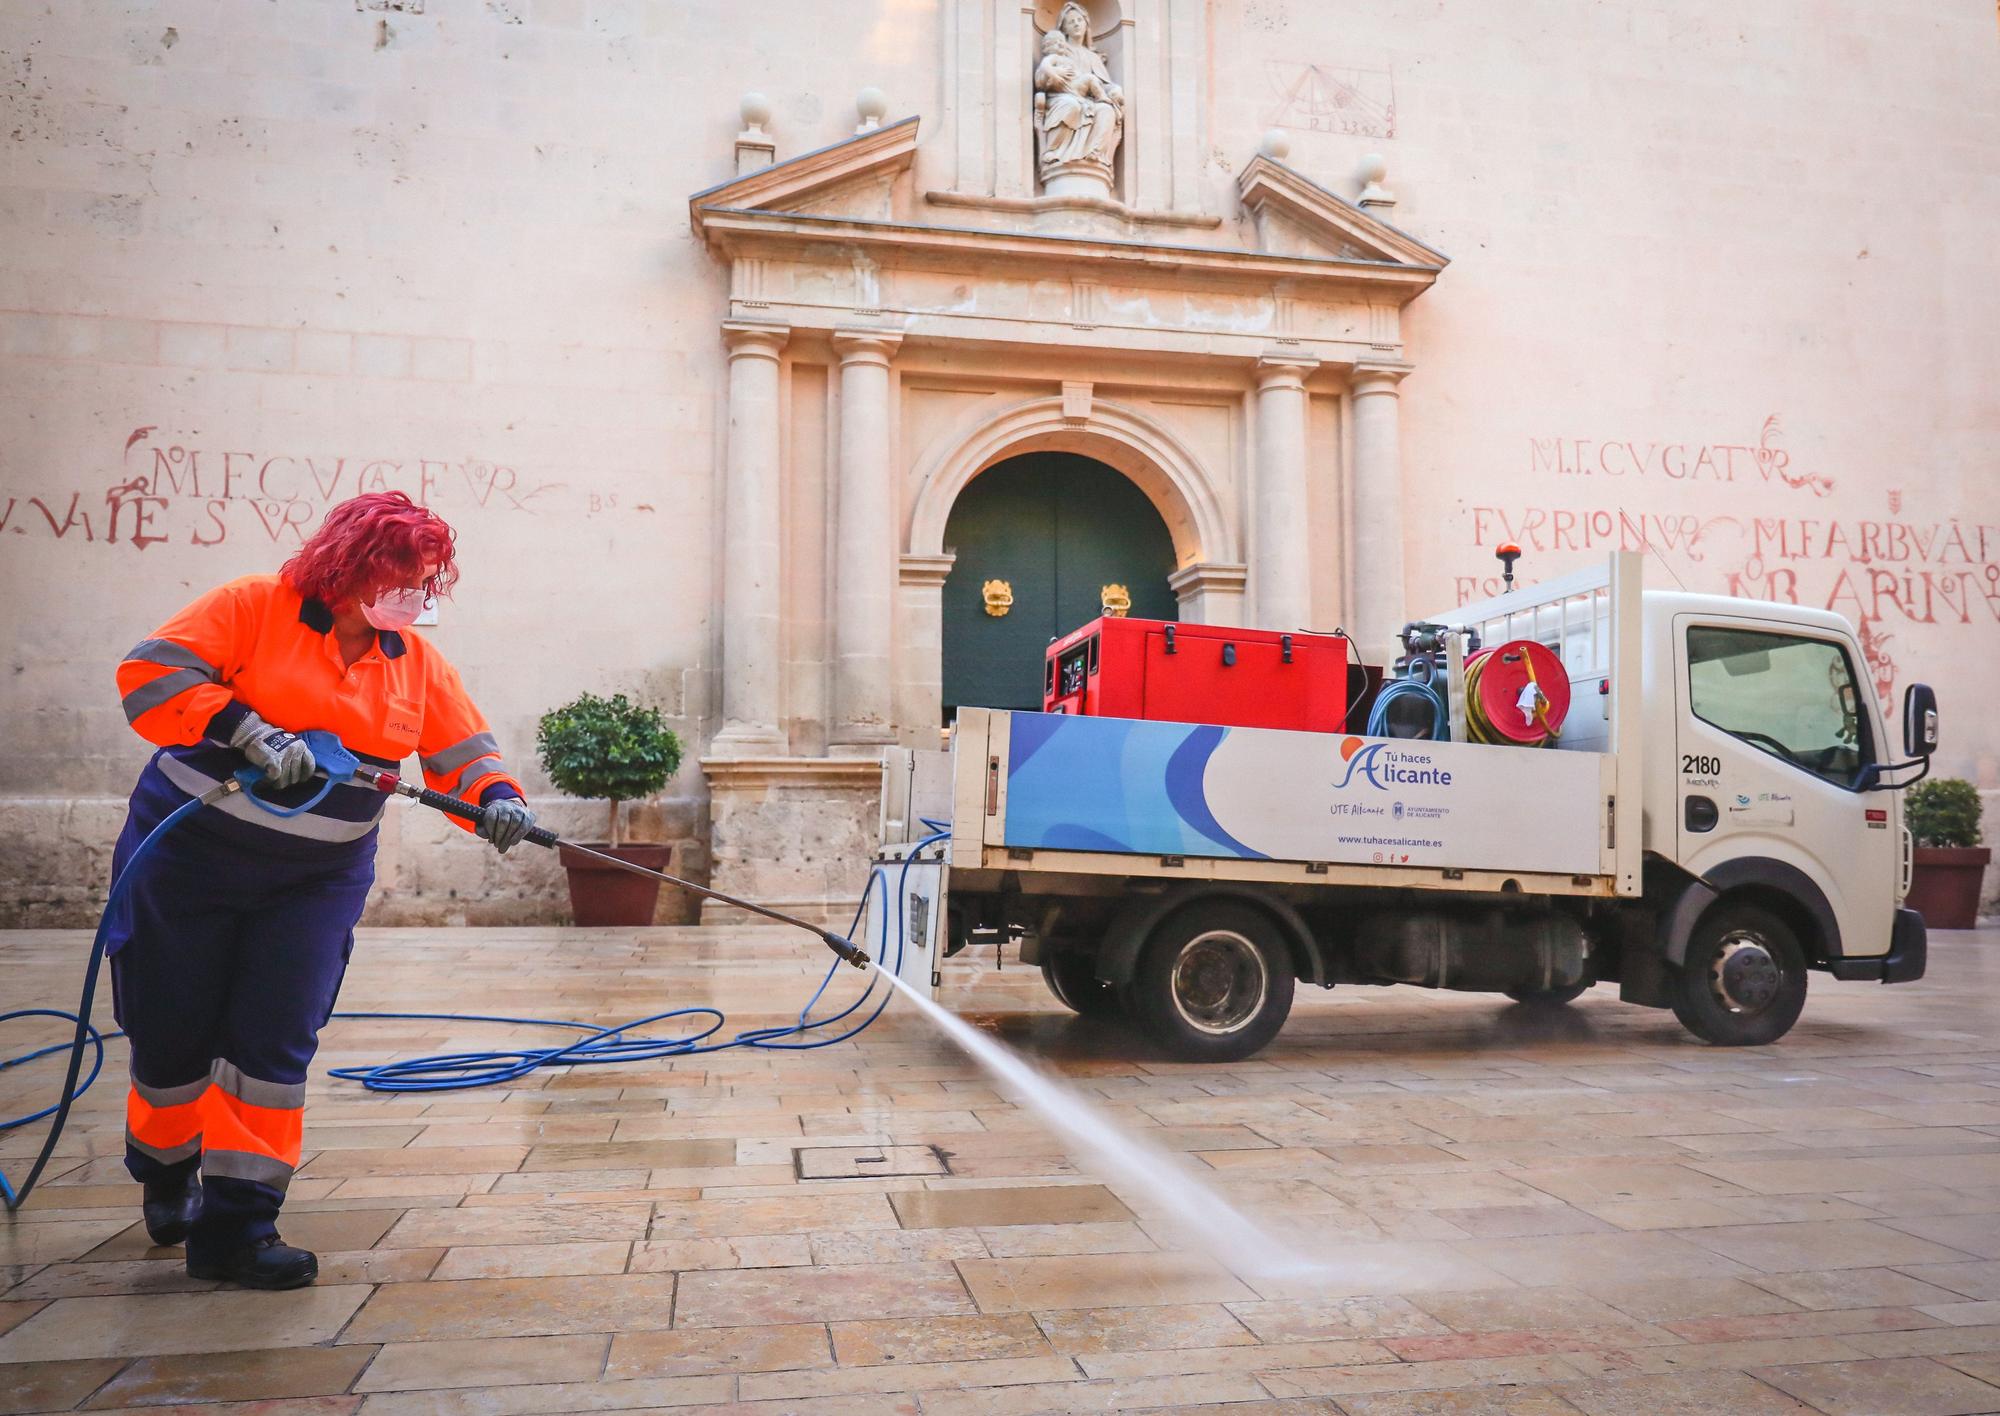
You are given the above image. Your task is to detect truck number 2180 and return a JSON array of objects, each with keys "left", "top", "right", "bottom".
[{"left": 1681, "top": 754, "right": 1722, "bottom": 776}]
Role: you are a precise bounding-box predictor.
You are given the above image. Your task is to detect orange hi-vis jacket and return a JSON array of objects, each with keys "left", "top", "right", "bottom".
[{"left": 116, "top": 574, "right": 522, "bottom": 845}]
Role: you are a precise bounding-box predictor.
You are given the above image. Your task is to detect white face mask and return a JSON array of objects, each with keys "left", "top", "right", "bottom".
[{"left": 361, "top": 586, "right": 427, "bottom": 631}]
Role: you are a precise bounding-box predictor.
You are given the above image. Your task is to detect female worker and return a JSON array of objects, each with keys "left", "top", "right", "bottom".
[{"left": 109, "top": 491, "right": 534, "bottom": 1289}]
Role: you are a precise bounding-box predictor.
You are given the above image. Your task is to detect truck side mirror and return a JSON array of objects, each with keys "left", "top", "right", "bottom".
[{"left": 1902, "top": 683, "right": 1938, "bottom": 758}]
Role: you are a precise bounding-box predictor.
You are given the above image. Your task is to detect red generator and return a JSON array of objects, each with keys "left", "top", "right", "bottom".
[{"left": 1043, "top": 617, "right": 1352, "bottom": 733}]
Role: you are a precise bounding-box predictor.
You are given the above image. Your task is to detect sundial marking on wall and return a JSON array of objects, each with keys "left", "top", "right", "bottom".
[{"left": 1265, "top": 62, "right": 1396, "bottom": 140}]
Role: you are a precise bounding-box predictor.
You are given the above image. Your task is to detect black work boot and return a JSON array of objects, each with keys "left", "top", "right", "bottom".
[
  {"left": 141, "top": 1176, "right": 202, "bottom": 1247},
  {"left": 185, "top": 1234, "right": 319, "bottom": 1290}
]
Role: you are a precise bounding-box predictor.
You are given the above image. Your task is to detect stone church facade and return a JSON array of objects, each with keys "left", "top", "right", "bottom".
[
  {"left": 1, "top": 0, "right": 1995, "bottom": 924},
  {"left": 692, "top": 3, "right": 1451, "bottom": 915}
]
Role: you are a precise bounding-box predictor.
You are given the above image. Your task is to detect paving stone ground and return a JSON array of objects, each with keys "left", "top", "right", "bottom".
[{"left": 3, "top": 921, "right": 1998, "bottom": 1414}]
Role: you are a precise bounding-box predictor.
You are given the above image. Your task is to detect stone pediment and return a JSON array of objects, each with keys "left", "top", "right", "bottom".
[
  {"left": 1233, "top": 154, "right": 1448, "bottom": 270},
  {"left": 689, "top": 116, "right": 921, "bottom": 231},
  {"left": 691, "top": 115, "right": 1444, "bottom": 279},
  {"left": 689, "top": 114, "right": 1446, "bottom": 363}
]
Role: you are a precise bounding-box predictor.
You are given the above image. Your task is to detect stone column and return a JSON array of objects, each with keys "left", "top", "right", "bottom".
[
  {"left": 713, "top": 321, "right": 789, "bottom": 754},
  {"left": 1349, "top": 363, "right": 1409, "bottom": 664},
  {"left": 1168, "top": 562, "right": 1249, "bottom": 625},
  {"left": 1251, "top": 354, "right": 1319, "bottom": 631},
  {"left": 831, "top": 329, "right": 903, "bottom": 751},
  {"left": 897, "top": 553, "right": 956, "bottom": 749}
]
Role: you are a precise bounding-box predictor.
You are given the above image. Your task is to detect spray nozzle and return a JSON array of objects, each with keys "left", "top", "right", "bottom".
[
  {"left": 821, "top": 931, "right": 872, "bottom": 970},
  {"left": 1496, "top": 541, "right": 1522, "bottom": 590}
]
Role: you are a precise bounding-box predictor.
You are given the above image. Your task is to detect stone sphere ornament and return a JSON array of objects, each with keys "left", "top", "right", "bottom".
[
  {"left": 739, "top": 91, "right": 773, "bottom": 133},
  {"left": 1357, "top": 153, "right": 1395, "bottom": 209},
  {"left": 1259, "top": 128, "right": 1291, "bottom": 161},
  {"left": 856, "top": 87, "right": 888, "bottom": 131}
]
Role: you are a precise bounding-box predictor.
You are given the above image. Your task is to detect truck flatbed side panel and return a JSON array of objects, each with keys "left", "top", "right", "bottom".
[{"left": 1000, "top": 711, "right": 1605, "bottom": 877}]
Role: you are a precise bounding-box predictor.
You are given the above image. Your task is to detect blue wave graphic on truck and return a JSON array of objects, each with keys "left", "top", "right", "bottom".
[{"left": 1003, "top": 713, "right": 1266, "bottom": 859}]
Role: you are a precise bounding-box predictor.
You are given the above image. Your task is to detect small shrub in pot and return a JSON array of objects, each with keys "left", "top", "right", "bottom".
[
  {"left": 1903, "top": 777, "right": 1988, "bottom": 930},
  {"left": 1906, "top": 778, "right": 1982, "bottom": 850},
  {"left": 535, "top": 693, "right": 683, "bottom": 925}
]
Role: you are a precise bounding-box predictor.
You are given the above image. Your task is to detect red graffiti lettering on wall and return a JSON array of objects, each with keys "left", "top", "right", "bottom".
[
  {"left": 1469, "top": 506, "right": 1738, "bottom": 561},
  {"left": 1488, "top": 420, "right": 1988, "bottom": 707},
  {"left": 1530, "top": 415, "right": 1834, "bottom": 496},
  {"left": 0, "top": 427, "right": 574, "bottom": 550},
  {"left": 1463, "top": 501, "right": 2000, "bottom": 709}
]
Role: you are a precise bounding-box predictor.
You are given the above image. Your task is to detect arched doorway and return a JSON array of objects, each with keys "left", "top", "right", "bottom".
[{"left": 941, "top": 452, "right": 1177, "bottom": 716}]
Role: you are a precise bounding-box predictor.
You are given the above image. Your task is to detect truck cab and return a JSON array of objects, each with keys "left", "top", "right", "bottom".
[
  {"left": 1635, "top": 592, "right": 1928, "bottom": 1043},
  {"left": 876, "top": 553, "right": 1936, "bottom": 1061}
]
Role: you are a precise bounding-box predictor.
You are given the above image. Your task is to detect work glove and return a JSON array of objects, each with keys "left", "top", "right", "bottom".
[
  {"left": 228, "top": 710, "right": 317, "bottom": 790},
  {"left": 478, "top": 797, "right": 536, "bottom": 854}
]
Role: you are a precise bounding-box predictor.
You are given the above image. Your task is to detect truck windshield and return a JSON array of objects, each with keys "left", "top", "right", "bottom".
[{"left": 1686, "top": 626, "right": 1872, "bottom": 788}]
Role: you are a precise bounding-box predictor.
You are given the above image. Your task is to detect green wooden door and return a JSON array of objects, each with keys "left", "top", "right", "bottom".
[{"left": 942, "top": 453, "right": 1177, "bottom": 717}]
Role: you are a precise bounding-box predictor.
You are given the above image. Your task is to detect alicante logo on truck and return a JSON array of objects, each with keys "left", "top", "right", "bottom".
[{"left": 1333, "top": 737, "right": 1454, "bottom": 790}]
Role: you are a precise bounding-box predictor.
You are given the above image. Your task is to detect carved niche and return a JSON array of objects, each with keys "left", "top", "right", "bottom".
[{"left": 1034, "top": 0, "right": 1124, "bottom": 196}]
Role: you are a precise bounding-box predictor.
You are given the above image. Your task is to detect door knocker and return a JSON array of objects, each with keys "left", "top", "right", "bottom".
[{"left": 982, "top": 579, "right": 1014, "bottom": 617}]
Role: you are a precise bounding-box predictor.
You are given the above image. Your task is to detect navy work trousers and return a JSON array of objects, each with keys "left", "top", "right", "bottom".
[{"left": 106, "top": 762, "right": 375, "bottom": 1254}]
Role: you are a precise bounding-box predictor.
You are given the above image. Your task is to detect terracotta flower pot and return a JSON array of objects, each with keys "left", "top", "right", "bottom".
[
  {"left": 558, "top": 842, "right": 674, "bottom": 927},
  {"left": 1905, "top": 845, "right": 1991, "bottom": 931}
]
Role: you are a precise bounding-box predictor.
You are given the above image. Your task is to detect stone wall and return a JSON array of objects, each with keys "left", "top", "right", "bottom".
[{"left": 2, "top": 0, "right": 1996, "bottom": 925}]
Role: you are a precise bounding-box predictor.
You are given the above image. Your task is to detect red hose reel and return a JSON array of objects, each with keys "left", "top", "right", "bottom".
[{"left": 1465, "top": 639, "right": 1570, "bottom": 746}]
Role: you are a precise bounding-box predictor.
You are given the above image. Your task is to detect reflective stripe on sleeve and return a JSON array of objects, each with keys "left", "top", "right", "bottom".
[
  {"left": 456, "top": 759, "right": 510, "bottom": 797},
  {"left": 122, "top": 667, "right": 217, "bottom": 723},
  {"left": 125, "top": 638, "right": 221, "bottom": 676},
  {"left": 422, "top": 732, "right": 502, "bottom": 780}
]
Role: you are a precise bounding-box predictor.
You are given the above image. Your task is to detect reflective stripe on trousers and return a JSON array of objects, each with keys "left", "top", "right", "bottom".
[
  {"left": 204, "top": 1059, "right": 306, "bottom": 1188},
  {"left": 106, "top": 767, "right": 372, "bottom": 1241},
  {"left": 152, "top": 751, "right": 386, "bottom": 843},
  {"left": 125, "top": 1072, "right": 206, "bottom": 1166},
  {"left": 124, "top": 1059, "right": 308, "bottom": 1190}
]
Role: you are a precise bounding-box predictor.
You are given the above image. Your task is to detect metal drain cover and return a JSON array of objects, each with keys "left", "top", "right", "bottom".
[{"left": 795, "top": 1145, "right": 948, "bottom": 1179}]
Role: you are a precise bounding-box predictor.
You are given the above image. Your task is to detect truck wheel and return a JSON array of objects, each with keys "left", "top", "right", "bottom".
[
  {"left": 1504, "top": 981, "right": 1592, "bottom": 1005},
  {"left": 1127, "top": 902, "right": 1295, "bottom": 1063},
  {"left": 1042, "top": 949, "right": 1120, "bottom": 1019},
  {"left": 1670, "top": 903, "right": 1808, "bottom": 1046}
]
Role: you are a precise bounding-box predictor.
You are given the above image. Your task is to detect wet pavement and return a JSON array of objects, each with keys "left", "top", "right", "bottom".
[{"left": 3, "top": 921, "right": 1998, "bottom": 1414}]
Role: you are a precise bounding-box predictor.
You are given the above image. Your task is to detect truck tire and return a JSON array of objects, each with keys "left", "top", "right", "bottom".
[
  {"left": 1670, "top": 902, "right": 1808, "bottom": 1046},
  {"left": 1504, "top": 981, "right": 1592, "bottom": 1005},
  {"left": 1126, "top": 902, "right": 1295, "bottom": 1062},
  {"left": 1042, "top": 949, "right": 1120, "bottom": 1019}
]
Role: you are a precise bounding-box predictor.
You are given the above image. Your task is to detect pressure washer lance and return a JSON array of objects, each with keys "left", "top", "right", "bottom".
[{"left": 348, "top": 763, "right": 873, "bottom": 970}]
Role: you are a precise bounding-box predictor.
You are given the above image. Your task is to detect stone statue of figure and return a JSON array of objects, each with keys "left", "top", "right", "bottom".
[{"left": 1034, "top": 3, "right": 1123, "bottom": 173}]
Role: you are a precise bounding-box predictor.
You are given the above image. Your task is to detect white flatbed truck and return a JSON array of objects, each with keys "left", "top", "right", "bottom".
[{"left": 873, "top": 552, "right": 1936, "bottom": 1060}]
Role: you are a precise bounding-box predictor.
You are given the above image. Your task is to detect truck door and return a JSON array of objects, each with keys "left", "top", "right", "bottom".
[{"left": 1674, "top": 615, "right": 1893, "bottom": 959}]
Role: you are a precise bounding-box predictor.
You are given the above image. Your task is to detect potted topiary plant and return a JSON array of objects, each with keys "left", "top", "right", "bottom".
[
  {"left": 1903, "top": 777, "right": 1988, "bottom": 930},
  {"left": 536, "top": 692, "right": 683, "bottom": 927}
]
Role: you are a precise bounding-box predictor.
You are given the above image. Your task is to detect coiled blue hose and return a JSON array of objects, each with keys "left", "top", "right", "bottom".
[
  {"left": 1366, "top": 676, "right": 1448, "bottom": 740},
  {"left": 1, "top": 774, "right": 948, "bottom": 1207},
  {"left": 325, "top": 827, "right": 947, "bottom": 1091}
]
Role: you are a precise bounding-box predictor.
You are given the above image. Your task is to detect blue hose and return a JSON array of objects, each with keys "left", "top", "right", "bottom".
[
  {"left": 0, "top": 788, "right": 216, "bottom": 1209},
  {"left": 1366, "top": 676, "right": 1448, "bottom": 739},
  {"left": 324, "top": 829, "right": 947, "bottom": 1091},
  {"left": 1, "top": 757, "right": 948, "bottom": 1207}
]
